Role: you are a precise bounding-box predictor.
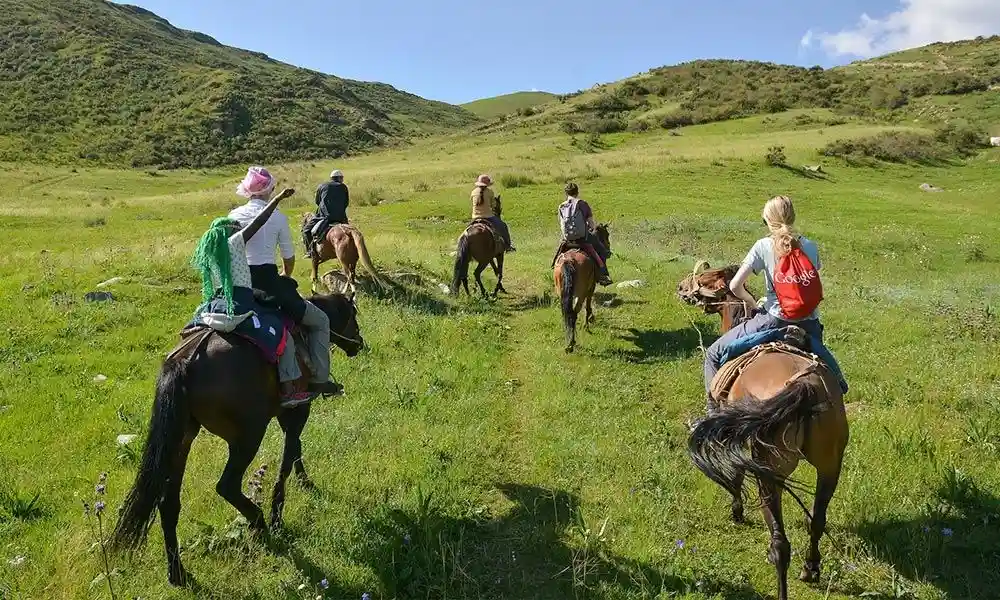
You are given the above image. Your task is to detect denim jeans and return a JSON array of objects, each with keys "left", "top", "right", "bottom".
[
  {"left": 276, "top": 301, "right": 332, "bottom": 384},
  {"left": 486, "top": 216, "right": 512, "bottom": 248}
]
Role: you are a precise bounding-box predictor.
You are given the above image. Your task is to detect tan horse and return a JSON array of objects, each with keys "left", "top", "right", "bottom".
[
  {"left": 553, "top": 224, "right": 611, "bottom": 353},
  {"left": 450, "top": 194, "right": 508, "bottom": 297},
  {"left": 677, "top": 261, "right": 849, "bottom": 600},
  {"left": 303, "top": 217, "right": 383, "bottom": 292}
]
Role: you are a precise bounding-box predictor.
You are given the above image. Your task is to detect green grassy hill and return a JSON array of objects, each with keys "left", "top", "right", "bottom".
[
  {"left": 480, "top": 36, "right": 1000, "bottom": 138},
  {"left": 462, "top": 91, "right": 557, "bottom": 118},
  {"left": 0, "top": 0, "right": 479, "bottom": 168}
]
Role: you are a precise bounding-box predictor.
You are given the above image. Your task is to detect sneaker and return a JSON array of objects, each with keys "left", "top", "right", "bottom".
[
  {"left": 280, "top": 391, "right": 317, "bottom": 409},
  {"left": 598, "top": 274, "right": 613, "bottom": 286},
  {"left": 507, "top": 244, "right": 517, "bottom": 253},
  {"left": 308, "top": 381, "right": 345, "bottom": 397}
]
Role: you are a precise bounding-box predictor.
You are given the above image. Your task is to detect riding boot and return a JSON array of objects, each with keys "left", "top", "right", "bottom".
[
  {"left": 301, "top": 230, "right": 314, "bottom": 259},
  {"left": 597, "top": 265, "right": 613, "bottom": 287}
]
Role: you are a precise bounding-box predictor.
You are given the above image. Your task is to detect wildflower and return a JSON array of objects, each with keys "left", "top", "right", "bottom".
[
  {"left": 922, "top": 526, "right": 930, "bottom": 533},
  {"left": 94, "top": 501, "right": 106, "bottom": 516},
  {"left": 82, "top": 500, "right": 91, "bottom": 516},
  {"left": 9, "top": 555, "right": 26, "bottom": 567},
  {"left": 319, "top": 579, "right": 329, "bottom": 590},
  {"left": 298, "top": 583, "right": 308, "bottom": 591},
  {"left": 942, "top": 527, "right": 953, "bottom": 536},
  {"left": 403, "top": 534, "right": 411, "bottom": 545},
  {"left": 846, "top": 562, "right": 858, "bottom": 572},
  {"left": 99, "top": 472, "right": 108, "bottom": 484},
  {"left": 95, "top": 484, "right": 106, "bottom": 495},
  {"left": 674, "top": 539, "right": 685, "bottom": 550},
  {"left": 362, "top": 593, "right": 371, "bottom": 600}
]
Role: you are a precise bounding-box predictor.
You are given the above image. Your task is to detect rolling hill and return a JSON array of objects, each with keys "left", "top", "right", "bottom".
[
  {"left": 479, "top": 36, "right": 1000, "bottom": 138},
  {"left": 0, "top": 0, "right": 479, "bottom": 168},
  {"left": 461, "top": 91, "right": 557, "bottom": 118}
]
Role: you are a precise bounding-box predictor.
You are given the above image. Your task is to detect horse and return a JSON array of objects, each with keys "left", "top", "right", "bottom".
[
  {"left": 553, "top": 224, "right": 611, "bottom": 353},
  {"left": 677, "top": 261, "right": 849, "bottom": 600},
  {"left": 303, "top": 216, "right": 384, "bottom": 293},
  {"left": 450, "top": 194, "right": 508, "bottom": 297},
  {"left": 110, "top": 292, "right": 364, "bottom": 587}
]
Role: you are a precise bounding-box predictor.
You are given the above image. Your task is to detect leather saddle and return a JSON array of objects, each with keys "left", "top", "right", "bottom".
[
  {"left": 466, "top": 218, "right": 504, "bottom": 248},
  {"left": 709, "top": 338, "right": 819, "bottom": 405}
]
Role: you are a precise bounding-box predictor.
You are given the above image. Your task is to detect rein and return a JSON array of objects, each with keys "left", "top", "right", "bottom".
[{"left": 330, "top": 329, "right": 363, "bottom": 346}]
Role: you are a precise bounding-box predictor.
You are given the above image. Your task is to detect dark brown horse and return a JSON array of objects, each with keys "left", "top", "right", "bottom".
[
  {"left": 450, "top": 194, "right": 508, "bottom": 297},
  {"left": 677, "top": 261, "right": 849, "bottom": 600},
  {"left": 302, "top": 218, "right": 384, "bottom": 293},
  {"left": 111, "top": 293, "right": 364, "bottom": 587},
  {"left": 553, "top": 224, "right": 611, "bottom": 353}
]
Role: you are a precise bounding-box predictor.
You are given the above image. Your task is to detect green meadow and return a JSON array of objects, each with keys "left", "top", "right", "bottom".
[{"left": 2, "top": 112, "right": 999, "bottom": 600}]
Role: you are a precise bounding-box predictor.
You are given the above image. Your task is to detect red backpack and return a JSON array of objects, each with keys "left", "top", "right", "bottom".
[{"left": 773, "top": 243, "right": 823, "bottom": 320}]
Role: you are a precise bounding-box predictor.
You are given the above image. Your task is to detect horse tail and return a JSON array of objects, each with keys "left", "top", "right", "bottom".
[
  {"left": 451, "top": 233, "right": 471, "bottom": 294},
  {"left": 111, "top": 355, "right": 191, "bottom": 554},
  {"left": 349, "top": 228, "right": 386, "bottom": 288},
  {"left": 560, "top": 260, "right": 577, "bottom": 330},
  {"left": 688, "top": 372, "right": 826, "bottom": 504}
]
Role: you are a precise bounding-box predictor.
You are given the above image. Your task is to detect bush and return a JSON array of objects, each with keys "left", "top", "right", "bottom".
[
  {"left": 560, "top": 120, "right": 581, "bottom": 135},
  {"left": 84, "top": 217, "right": 107, "bottom": 228},
  {"left": 820, "top": 132, "right": 948, "bottom": 163},
  {"left": 412, "top": 181, "right": 430, "bottom": 193},
  {"left": 500, "top": 173, "right": 535, "bottom": 188},
  {"left": 659, "top": 110, "right": 694, "bottom": 129},
  {"left": 765, "top": 145, "right": 787, "bottom": 166},
  {"left": 934, "top": 121, "right": 988, "bottom": 156},
  {"left": 356, "top": 187, "right": 392, "bottom": 206},
  {"left": 581, "top": 117, "right": 627, "bottom": 134},
  {"left": 627, "top": 119, "right": 651, "bottom": 132}
]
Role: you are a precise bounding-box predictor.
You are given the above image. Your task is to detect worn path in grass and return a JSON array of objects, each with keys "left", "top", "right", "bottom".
[{"left": 2, "top": 114, "right": 1000, "bottom": 599}]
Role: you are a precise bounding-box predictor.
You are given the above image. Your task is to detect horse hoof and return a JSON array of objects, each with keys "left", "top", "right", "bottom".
[
  {"left": 799, "top": 564, "right": 821, "bottom": 583},
  {"left": 731, "top": 509, "right": 746, "bottom": 525},
  {"left": 168, "top": 568, "right": 187, "bottom": 587},
  {"left": 297, "top": 476, "right": 317, "bottom": 491},
  {"left": 565, "top": 345, "right": 575, "bottom": 354}
]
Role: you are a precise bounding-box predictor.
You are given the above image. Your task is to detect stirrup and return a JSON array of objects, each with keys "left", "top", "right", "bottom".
[{"left": 280, "top": 391, "right": 317, "bottom": 409}]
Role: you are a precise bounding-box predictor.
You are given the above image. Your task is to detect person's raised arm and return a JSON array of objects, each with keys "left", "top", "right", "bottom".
[{"left": 241, "top": 188, "right": 295, "bottom": 243}]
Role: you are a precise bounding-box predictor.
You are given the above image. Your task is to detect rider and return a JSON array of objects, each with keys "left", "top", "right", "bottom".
[
  {"left": 556, "top": 182, "right": 612, "bottom": 286},
  {"left": 702, "top": 195, "right": 847, "bottom": 413},
  {"left": 303, "top": 169, "right": 350, "bottom": 258},
  {"left": 471, "top": 174, "right": 515, "bottom": 252},
  {"left": 227, "top": 166, "right": 344, "bottom": 403}
]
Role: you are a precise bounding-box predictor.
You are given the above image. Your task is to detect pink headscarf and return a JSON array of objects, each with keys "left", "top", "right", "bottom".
[{"left": 236, "top": 166, "right": 276, "bottom": 199}]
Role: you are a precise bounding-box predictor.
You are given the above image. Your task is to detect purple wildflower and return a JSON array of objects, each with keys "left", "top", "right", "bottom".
[
  {"left": 942, "top": 527, "right": 953, "bottom": 537},
  {"left": 362, "top": 593, "right": 371, "bottom": 600},
  {"left": 320, "top": 579, "right": 329, "bottom": 590},
  {"left": 922, "top": 526, "right": 930, "bottom": 533},
  {"left": 94, "top": 501, "right": 106, "bottom": 516},
  {"left": 403, "top": 534, "right": 411, "bottom": 545},
  {"left": 675, "top": 539, "right": 685, "bottom": 550},
  {"left": 98, "top": 472, "right": 108, "bottom": 484},
  {"left": 95, "top": 484, "right": 106, "bottom": 495}
]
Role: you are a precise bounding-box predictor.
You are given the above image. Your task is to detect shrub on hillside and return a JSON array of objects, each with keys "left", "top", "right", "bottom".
[
  {"left": 560, "top": 120, "right": 581, "bottom": 135},
  {"left": 820, "top": 132, "right": 950, "bottom": 163},
  {"left": 765, "top": 145, "right": 787, "bottom": 166},
  {"left": 500, "top": 173, "right": 535, "bottom": 188},
  {"left": 627, "top": 119, "right": 651, "bottom": 132},
  {"left": 581, "top": 117, "right": 627, "bottom": 134},
  {"left": 934, "top": 121, "right": 988, "bottom": 155},
  {"left": 659, "top": 110, "right": 695, "bottom": 129}
]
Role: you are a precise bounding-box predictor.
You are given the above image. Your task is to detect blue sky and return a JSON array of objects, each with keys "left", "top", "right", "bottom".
[{"left": 116, "top": 0, "right": 1000, "bottom": 104}]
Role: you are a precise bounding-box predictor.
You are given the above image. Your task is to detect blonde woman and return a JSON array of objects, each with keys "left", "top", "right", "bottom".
[{"left": 703, "top": 195, "right": 846, "bottom": 412}]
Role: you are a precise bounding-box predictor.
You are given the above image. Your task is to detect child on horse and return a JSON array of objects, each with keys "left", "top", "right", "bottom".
[
  {"left": 470, "top": 174, "right": 515, "bottom": 252},
  {"left": 554, "top": 182, "right": 612, "bottom": 286},
  {"left": 702, "top": 195, "right": 847, "bottom": 413}
]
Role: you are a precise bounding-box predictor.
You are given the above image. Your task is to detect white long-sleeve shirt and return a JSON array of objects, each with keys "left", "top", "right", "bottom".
[{"left": 228, "top": 199, "right": 295, "bottom": 265}]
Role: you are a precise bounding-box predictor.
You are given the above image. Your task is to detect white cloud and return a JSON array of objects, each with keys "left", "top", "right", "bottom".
[{"left": 804, "top": 0, "right": 1000, "bottom": 58}]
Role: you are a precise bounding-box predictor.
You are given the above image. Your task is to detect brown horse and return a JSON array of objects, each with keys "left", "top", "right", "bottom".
[
  {"left": 450, "top": 194, "right": 508, "bottom": 297},
  {"left": 553, "top": 224, "right": 611, "bottom": 353},
  {"left": 677, "top": 261, "right": 849, "bottom": 600},
  {"left": 111, "top": 293, "right": 364, "bottom": 587},
  {"left": 303, "top": 216, "right": 383, "bottom": 292}
]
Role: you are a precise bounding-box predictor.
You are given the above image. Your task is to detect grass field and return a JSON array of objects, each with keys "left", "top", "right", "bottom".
[
  {"left": 461, "top": 92, "right": 557, "bottom": 119},
  {"left": 2, "top": 113, "right": 1000, "bottom": 600}
]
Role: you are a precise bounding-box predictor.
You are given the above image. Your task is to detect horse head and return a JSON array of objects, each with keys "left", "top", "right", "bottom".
[
  {"left": 494, "top": 193, "right": 502, "bottom": 218},
  {"left": 595, "top": 222, "right": 611, "bottom": 253},
  {"left": 308, "top": 292, "right": 365, "bottom": 356},
  {"left": 676, "top": 261, "right": 741, "bottom": 314}
]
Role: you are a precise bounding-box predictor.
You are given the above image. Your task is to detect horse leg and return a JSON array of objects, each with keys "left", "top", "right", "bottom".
[
  {"left": 799, "top": 468, "right": 840, "bottom": 583},
  {"left": 584, "top": 295, "right": 595, "bottom": 329},
  {"left": 311, "top": 251, "right": 322, "bottom": 293},
  {"left": 491, "top": 254, "right": 507, "bottom": 296},
  {"left": 731, "top": 471, "right": 746, "bottom": 524},
  {"left": 758, "top": 477, "right": 792, "bottom": 600},
  {"left": 473, "top": 261, "right": 489, "bottom": 297},
  {"left": 162, "top": 423, "right": 199, "bottom": 586},
  {"left": 271, "top": 406, "right": 310, "bottom": 529},
  {"left": 216, "top": 426, "right": 268, "bottom": 535}
]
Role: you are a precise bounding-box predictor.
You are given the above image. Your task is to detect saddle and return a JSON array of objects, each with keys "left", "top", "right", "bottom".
[
  {"left": 466, "top": 218, "right": 505, "bottom": 248},
  {"left": 710, "top": 340, "right": 822, "bottom": 405},
  {"left": 551, "top": 240, "right": 590, "bottom": 267}
]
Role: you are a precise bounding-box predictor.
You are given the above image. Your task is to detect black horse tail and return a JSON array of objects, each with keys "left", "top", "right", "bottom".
[
  {"left": 560, "top": 260, "right": 577, "bottom": 331},
  {"left": 111, "top": 356, "right": 190, "bottom": 553},
  {"left": 450, "top": 234, "right": 471, "bottom": 294},
  {"left": 688, "top": 374, "right": 826, "bottom": 502}
]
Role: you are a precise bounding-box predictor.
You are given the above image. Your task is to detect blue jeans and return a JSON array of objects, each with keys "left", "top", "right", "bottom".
[
  {"left": 485, "top": 216, "right": 512, "bottom": 248},
  {"left": 704, "top": 312, "right": 847, "bottom": 406}
]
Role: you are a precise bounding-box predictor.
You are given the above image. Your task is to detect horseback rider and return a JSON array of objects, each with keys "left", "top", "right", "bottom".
[
  {"left": 303, "top": 169, "right": 350, "bottom": 258},
  {"left": 227, "top": 166, "right": 344, "bottom": 404},
  {"left": 554, "top": 182, "right": 612, "bottom": 286},
  {"left": 471, "top": 174, "right": 515, "bottom": 252},
  {"left": 702, "top": 195, "right": 847, "bottom": 413}
]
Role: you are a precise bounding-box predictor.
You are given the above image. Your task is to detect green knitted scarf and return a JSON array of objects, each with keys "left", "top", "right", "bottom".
[{"left": 191, "top": 217, "right": 240, "bottom": 316}]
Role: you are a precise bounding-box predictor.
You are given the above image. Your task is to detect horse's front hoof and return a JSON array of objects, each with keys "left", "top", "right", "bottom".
[
  {"left": 731, "top": 507, "right": 746, "bottom": 524},
  {"left": 565, "top": 345, "right": 575, "bottom": 354},
  {"left": 799, "top": 562, "right": 821, "bottom": 583},
  {"left": 168, "top": 567, "right": 188, "bottom": 587}
]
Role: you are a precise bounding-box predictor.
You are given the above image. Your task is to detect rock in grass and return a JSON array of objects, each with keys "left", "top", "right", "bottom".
[
  {"left": 616, "top": 280, "right": 645, "bottom": 289},
  {"left": 438, "top": 283, "right": 451, "bottom": 295},
  {"left": 84, "top": 291, "right": 114, "bottom": 302},
  {"left": 117, "top": 434, "right": 138, "bottom": 446},
  {"left": 920, "top": 183, "right": 944, "bottom": 192},
  {"left": 96, "top": 277, "right": 123, "bottom": 288},
  {"left": 93, "top": 374, "right": 108, "bottom": 383}
]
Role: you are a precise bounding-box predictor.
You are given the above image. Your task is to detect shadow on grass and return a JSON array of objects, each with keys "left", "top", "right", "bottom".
[
  {"left": 358, "top": 483, "right": 759, "bottom": 600},
  {"left": 609, "top": 327, "right": 706, "bottom": 364},
  {"left": 856, "top": 467, "right": 1000, "bottom": 600}
]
